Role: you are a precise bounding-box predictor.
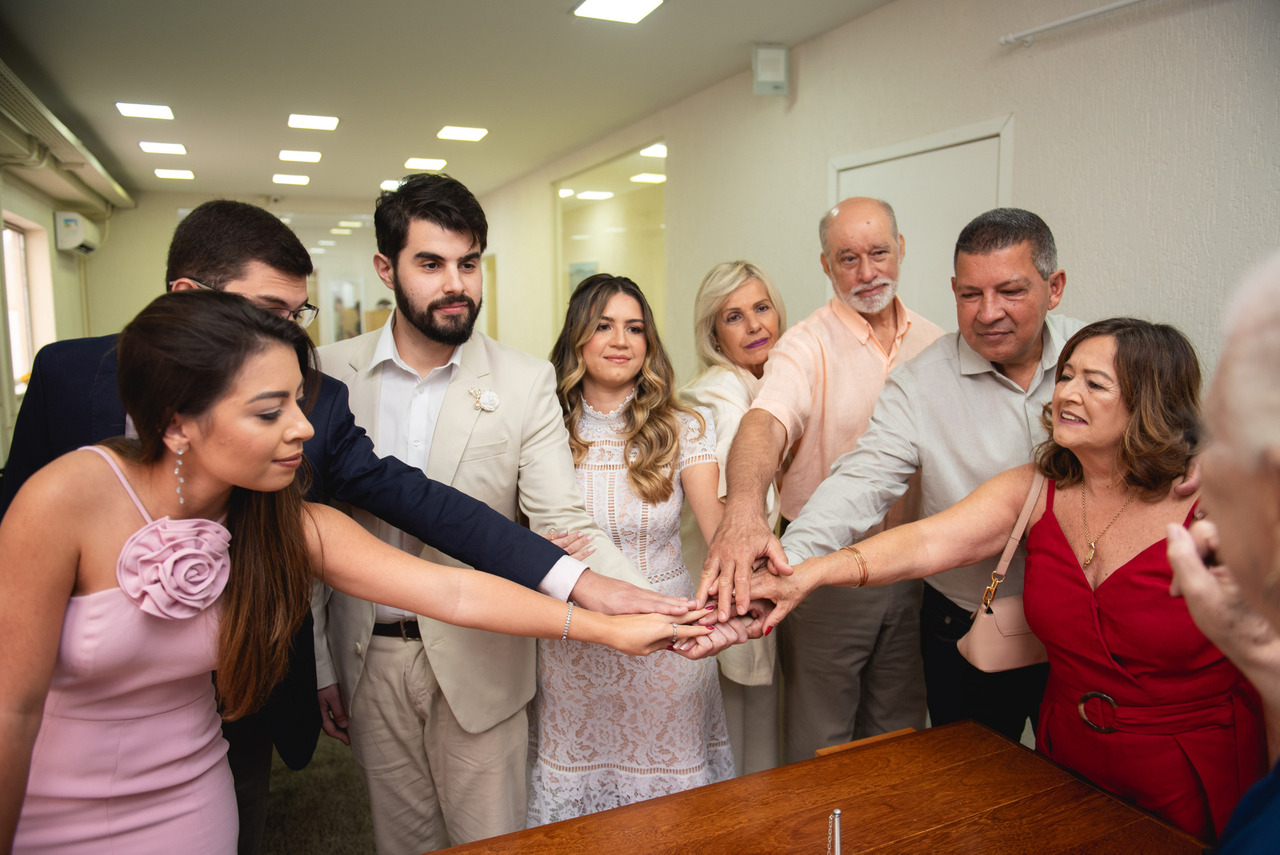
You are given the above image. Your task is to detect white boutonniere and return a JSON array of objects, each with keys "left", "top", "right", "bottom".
[{"left": 468, "top": 386, "right": 499, "bottom": 412}]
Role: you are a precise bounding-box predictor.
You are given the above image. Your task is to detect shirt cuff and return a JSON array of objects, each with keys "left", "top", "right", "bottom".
[{"left": 537, "top": 555, "right": 588, "bottom": 602}]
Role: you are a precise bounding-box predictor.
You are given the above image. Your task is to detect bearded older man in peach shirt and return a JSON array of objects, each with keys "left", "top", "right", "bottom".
[{"left": 703, "top": 198, "right": 943, "bottom": 763}]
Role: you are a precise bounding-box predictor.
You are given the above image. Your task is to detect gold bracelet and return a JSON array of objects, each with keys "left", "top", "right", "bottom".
[
  {"left": 561, "top": 602, "right": 574, "bottom": 641},
  {"left": 839, "top": 545, "right": 870, "bottom": 588}
]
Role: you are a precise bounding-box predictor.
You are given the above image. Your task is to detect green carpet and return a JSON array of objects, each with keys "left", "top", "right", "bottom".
[{"left": 262, "top": 736, "right": 374, "bottom": 854}]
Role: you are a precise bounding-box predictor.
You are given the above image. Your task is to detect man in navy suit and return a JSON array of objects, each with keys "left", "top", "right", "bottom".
[{"left": 0, "top": 200, "right": 690, "bottom": 855}]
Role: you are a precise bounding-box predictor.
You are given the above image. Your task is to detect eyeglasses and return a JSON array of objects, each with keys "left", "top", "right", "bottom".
[{"left": 173, "top": 279, "right": 320, "bottom": 328}]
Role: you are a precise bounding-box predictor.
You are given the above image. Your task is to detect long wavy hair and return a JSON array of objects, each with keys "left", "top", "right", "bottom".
[
  {"left": 1034, "top": 317, "right": 1201, "bottom": 500},
  {"left": 550, "top": 274, "right": 703, "bottom": 505},
  {"left": 111, "top": 289, "right": 320, "bottom": 720}
]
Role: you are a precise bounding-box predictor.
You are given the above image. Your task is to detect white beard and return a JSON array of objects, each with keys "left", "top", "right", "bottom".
[{"left": 840, "top": 278, "right": 897, "bottom": 315}]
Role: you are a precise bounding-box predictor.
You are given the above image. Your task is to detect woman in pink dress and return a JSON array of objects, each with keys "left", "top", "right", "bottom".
[
  {"left": 0, "top": 289, "right": 709, "bottom": 855},
  {"left": 753, "top": 318, "right": 1265, "bottom": 841}
]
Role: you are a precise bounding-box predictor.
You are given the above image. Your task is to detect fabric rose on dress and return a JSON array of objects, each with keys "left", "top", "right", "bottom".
[{"left": 117, "top": 517, "right": 232, "bottom": 619}]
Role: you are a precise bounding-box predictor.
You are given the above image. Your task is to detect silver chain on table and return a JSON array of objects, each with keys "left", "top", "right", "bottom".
[{"left": 826, "top": 808, "right": 841, "bottom": 855}]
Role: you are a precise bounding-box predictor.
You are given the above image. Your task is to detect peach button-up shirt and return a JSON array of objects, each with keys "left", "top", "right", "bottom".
[{"left": 751, "top": 296, "right": 944, "bottom": 520}]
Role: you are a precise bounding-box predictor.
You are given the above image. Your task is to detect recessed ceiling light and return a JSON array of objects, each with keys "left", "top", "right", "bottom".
[
  {"left": 437, "top": 126, "right": 488, "bottom": 142},
  {"left": 154, "top": 168, "right": 193, "bottom": 180},
  {"left": 630, "top": 173, "right": 666, "bottom": 184},
  {"left": 603, "top": 227, "right": 627, "bottom": 233},
  {"left": 571, "top": 235, "right": 591, "bottom": 240},
  {"left": 278, "top": 217, "right": 292, "bottom": 224},
  {"left": 404, "top": 157, "right": 447, "bottom": 170},
  {"left": 319, "top": 240, "right": 337, "bottom": 246},
  {"left": 309, "top": 247, "right": 326, "bottom": 254},
  {"left": 330, "top": 228, "right": 352, "bottom": 235},
  {"left": 558, "top": 188, "right": 575, "bottom": 198},
  {"left": 273, "top": 174, "right": 310, "bottom": 185},
  {"left": 380, "top": 179, "right": 402, "bottom": 191},
  {"left": 640, "top": 143, "right": 667, "bottom": 158},
  {"left": 337, "top": 220, "right": 363, "bottom": 228},
  {"left": 118, "top": 102, "right": 173, "bottom": 119},
  {"left": 280, "top": 150, "right": 322, "bottom": 163},
  {"left": 576, "top": 191, "right": 614, "bottom": 200},
  {"left": 573, "top": 0, "right": 662, "bottom": 24},
  {"left": 139, "top": 141, "right": 186, "bottom": 155},
  {"left": 288, "top": 114, "right": 339, "bottom": 131}
]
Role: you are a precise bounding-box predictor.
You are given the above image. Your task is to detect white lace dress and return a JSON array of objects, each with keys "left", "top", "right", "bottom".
[{"left": 526, "top": 400, "right": 734, "bottom": 826}]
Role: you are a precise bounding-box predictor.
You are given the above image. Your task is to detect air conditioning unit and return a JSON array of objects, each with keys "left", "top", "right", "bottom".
[{"left": 54, "top": 211, "right": 102, "bottom": 254}]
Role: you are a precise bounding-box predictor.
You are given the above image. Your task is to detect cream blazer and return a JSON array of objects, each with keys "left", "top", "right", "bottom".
[
  {"left": 680, "top": 365, "right": 779, "bottom": 686},
  {"left": 313, "top": 328, "right": 647, "bottom": 734}
]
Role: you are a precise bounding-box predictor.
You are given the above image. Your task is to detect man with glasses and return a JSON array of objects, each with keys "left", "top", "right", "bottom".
[{"left": 0, "top": 199, "right": 692, "bottom": 855}]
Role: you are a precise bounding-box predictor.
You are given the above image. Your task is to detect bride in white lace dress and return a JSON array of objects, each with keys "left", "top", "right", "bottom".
[{"left": 527, "top": 274, "right": 737, "bottom": 825}]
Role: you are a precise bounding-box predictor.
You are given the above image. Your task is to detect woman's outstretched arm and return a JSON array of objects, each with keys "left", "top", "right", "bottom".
[
  {"left": 752, "top": 463, "right": 1041, "bottom": 629},
  {"left": 305, "top": 503, "right": 711, "bottom": 655}
]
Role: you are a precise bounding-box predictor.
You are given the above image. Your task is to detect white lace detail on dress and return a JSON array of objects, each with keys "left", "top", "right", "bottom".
[{"left": 527, "top": 406, "right": 730, "bottom": 825}]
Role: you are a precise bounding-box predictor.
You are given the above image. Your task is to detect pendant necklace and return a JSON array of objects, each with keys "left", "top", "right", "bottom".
[{"left": 1080, "top": 477, "right": 1133, "bottom": 568}]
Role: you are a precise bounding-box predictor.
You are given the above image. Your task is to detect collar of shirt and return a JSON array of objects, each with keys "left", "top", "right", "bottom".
[
  {"left": 955, "top": 315, "right": 1065, "bottom": 392},
  {"left": 828, "top": 295, "right": 911, "bottom": 347},
  {"left": 367, "top": 309, "right": 462, "bottom": 382}
]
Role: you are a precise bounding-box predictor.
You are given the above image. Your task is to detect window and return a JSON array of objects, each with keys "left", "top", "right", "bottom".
[{"left": 3, "top": 222, "right": 34, "bottom": 395}]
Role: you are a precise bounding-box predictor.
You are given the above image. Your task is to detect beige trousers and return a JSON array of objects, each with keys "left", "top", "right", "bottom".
[{"left": 348, "top": 635, "right": 527, "bottom": 854}]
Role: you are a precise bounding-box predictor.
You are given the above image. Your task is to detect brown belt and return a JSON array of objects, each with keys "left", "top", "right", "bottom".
[{"left": 371, "top": 619, "right": 421, "bottom": 640}]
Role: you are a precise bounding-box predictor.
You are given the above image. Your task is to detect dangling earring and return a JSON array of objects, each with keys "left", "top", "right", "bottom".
[{"left": 175, "top": 447, "right": 186, "bottom": 505}]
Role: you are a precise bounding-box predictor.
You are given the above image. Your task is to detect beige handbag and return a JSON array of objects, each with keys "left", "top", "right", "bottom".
[{"left": 956, "top": 472, "right": 1049, "bottom": 673}]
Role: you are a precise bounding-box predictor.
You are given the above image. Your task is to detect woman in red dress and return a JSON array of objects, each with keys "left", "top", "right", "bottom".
[{"left": 755, "top": 318, "right": 1266, "bottom": 841}]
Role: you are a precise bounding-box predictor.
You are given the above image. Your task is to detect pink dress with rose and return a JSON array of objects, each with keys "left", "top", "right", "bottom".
[{"left": 13, "top": 446, "right": 237, "bottom": 854}]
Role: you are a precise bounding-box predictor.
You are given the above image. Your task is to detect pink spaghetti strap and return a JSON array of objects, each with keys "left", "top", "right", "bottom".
[{"left": 81, "top": 445, "right": 154, "bottom": 524}]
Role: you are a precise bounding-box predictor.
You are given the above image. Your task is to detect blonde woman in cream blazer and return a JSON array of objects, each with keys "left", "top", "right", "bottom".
[{"left": 680, "top": 260, "right": 787, "bottom": 775}]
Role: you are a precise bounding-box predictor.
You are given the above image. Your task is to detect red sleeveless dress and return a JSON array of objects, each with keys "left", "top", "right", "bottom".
[{"left": 1023, "top": 481, "right": 1265, "bottom": 841}]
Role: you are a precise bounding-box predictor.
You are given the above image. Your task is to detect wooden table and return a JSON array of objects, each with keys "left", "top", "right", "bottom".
[{"left": 443, "top": 721, "right": 1206, "bottom": 854}]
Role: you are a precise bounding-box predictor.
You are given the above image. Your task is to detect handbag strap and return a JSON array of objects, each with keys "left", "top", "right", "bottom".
[{"left": 981, "top": 471, "right": 1046, "bottom": 610}]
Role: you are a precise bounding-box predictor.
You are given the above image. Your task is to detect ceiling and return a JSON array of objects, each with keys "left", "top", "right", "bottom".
[{"left": 0, "top": 0, "right": 888, "bottom": 207}]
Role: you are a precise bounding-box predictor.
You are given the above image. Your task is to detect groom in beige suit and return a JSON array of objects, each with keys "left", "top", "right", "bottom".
[{"left": 314, "top": 174, "right": 695, "bottom": 853}]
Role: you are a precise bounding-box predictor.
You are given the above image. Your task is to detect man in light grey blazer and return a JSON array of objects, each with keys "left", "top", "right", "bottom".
[{"left": 313, "top": 174, "right": 722, "bottom": 854}]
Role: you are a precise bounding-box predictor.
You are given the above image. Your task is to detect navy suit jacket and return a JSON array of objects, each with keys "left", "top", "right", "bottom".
[{"left": 0, "top": 334, "right": 566, "bottom": 768}]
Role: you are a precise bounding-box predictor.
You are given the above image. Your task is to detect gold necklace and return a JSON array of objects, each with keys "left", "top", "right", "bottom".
[{"left": 1080, "top": 478, "right": 1133, "bottom": 568}]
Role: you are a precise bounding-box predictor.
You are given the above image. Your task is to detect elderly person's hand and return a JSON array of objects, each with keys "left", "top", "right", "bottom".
[
  {"left": 1168, "top": 520, "right": 1280, "bottom": 670},
  {"left": 700, "top": 513, "right": 791, "bottom": 621}
]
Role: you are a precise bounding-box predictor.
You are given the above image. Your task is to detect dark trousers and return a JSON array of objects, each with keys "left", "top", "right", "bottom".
[
  {"left": 920, "top": 582, "right": 1049, "bottom": 742},
  {"left": 223, "top": 717, "right": 273, "bottom": 855}
]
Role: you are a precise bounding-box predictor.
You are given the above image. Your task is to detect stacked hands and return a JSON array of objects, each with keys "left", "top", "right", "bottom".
[{"left": 545, "top": 528, "right": 776, "bottom": 658}]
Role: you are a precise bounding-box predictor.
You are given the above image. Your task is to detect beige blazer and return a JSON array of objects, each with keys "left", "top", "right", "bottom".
[{"left": 313, "top": 328, "right": 647, "bottom": 733}]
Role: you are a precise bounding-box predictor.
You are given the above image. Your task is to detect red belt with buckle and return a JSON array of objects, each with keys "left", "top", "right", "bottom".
[{"left": 1047, "top": 682, "right": 1237, "bottom": 735}]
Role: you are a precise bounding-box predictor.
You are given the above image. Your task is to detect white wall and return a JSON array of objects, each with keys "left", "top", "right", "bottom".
[
  {"left": 482, "top": 0, "right": 1280, "bottom": 381},
  {"left": 1, "top": 176, "right": 88, "bottom": 340}
]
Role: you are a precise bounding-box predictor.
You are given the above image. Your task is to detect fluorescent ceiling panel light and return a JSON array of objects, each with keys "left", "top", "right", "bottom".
[
  {"left": 319, "top": 240, "right": 336, "bottom": 246},
  {"left": 640, "top": 143, "right": 667, "bottom": 158},
  {"left": 154, "top": 168, "right": 193, "bottom": 180},
  {"left": 280, "top": 150, "right": 322, "bottom": 162},
  {"left": 576, "top": 191, "right": 614, "bottom": 200},
  {"left": 118, "top": 102, "right": 173, "bottom": 119},
  {"left": 404, "top": 157, "right": 447, "bottom": 170},
  {"left": 571, "top": 235, "right": 591, "bottom": 240},
  {"left": 380, "top": 179, "right": 402, "bottom": 191},
  {"left": 278, "top": 217, "right": 292, "bottom": 224},
  {"left": 630, "top": 173, "right": 666, "bottom": 183},
  {"left": 272, "top": 174, "right": 310, "bottom": 185},
  {"left": 288, "top": 114, "right": 339, "bottom": 130},
  {"left": 437, "top": 126, "right": 488, "bottom": 141},
  {"left": 139, "top": 141, "right": 186, "bottom": 155},
  {"left": 330, "top": 228, "right": 352, "bottom": 235},
  {"left": 558, "top": 188, "right": 575, "bottom": 198},
  {"left": 337, "top": 220, "right": 363, "bottom": 228},
  {"left": 309, "top": 248, "right": 326, "bottom": 254},
  {"left": 574, "top": 0, "right": 662, "bottom": 24},
  {"left": 603, "top": 227, "right": 627, "bottom": 233}
]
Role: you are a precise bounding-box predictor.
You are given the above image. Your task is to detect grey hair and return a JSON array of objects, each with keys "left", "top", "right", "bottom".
[
  {"left": 818, "top": 198, "right": 898, "bottom": 257},
  {"left": 1217, "top": 250, "right": 1280, "bottom": 459},
  {"left": 690, "top": 260, "right": 787, "bottom": 372},
  {"left": 954, "top": 208, "right": 1058, "bottom": 281}
]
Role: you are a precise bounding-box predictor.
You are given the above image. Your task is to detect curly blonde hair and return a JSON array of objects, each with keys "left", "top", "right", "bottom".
[{"left": 550, "top": 274, "right": 704, "bottom": 505}]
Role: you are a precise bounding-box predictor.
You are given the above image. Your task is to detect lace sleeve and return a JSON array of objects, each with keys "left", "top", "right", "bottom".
[{"left": 676, "top": 407, "right": 717, "bottom": 472}]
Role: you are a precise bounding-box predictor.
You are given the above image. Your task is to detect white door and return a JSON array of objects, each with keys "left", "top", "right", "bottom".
[{"left": 831, "top": 117, "right": 1013, "bottom": 331}]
